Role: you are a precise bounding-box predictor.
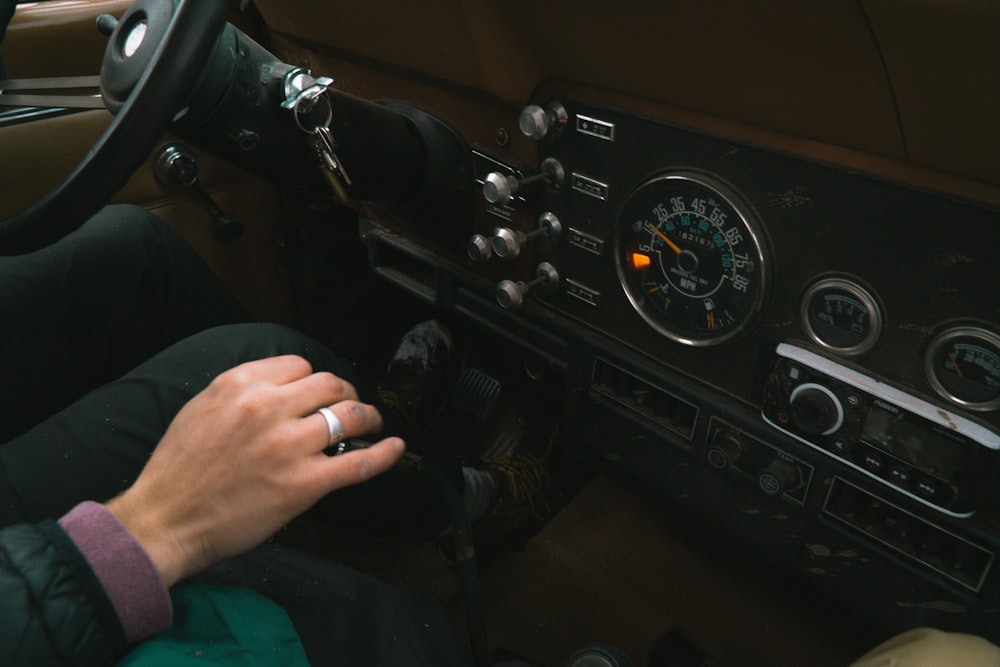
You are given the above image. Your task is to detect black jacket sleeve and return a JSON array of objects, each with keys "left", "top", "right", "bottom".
[{"left": 0, "top": 520, "right": 129, "bottom": 667}]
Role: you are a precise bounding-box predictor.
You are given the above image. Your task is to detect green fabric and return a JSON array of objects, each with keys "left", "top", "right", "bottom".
[{"left": 118, "top": 584, "right": 310, "bottom": 667}]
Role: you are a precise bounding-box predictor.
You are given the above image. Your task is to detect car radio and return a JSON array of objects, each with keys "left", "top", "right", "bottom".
[{"left": 762, "top": 344, "right": 1000, "bottom": 517}]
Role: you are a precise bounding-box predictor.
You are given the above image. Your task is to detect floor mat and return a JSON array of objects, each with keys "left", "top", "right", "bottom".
[{"left": 478, "top": 475, "right": 877, "bottom": 667}]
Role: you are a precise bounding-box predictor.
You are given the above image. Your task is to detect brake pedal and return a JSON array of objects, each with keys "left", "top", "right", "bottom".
[{"left": 451, "top": 367, "right": 502, "bottom": 422}]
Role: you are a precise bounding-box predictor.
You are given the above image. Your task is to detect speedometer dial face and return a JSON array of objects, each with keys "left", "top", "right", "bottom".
[{"left": 616, "top": 173, "right": 767, "bottom": 346}]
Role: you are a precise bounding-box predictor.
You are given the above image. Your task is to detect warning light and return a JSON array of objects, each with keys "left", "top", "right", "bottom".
[{"left": 631, "top": 253, "right": 651, "bottom": 270}]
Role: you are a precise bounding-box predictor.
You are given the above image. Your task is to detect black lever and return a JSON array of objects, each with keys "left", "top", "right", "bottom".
[{"left": 154, "top": 145, "right": 244, "bottom": 242}]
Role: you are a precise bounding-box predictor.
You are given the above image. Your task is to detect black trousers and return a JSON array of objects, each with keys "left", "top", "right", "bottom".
[{"left": 0, "top": 206, "right": 467, "bottom": 665}]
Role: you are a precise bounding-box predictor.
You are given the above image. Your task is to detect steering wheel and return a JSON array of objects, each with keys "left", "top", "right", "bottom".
[{"left": 0, "top": 0, "right": 229, "bottom": 255}]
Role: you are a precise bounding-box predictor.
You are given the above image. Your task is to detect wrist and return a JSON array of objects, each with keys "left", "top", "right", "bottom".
[
  {"left": 106, "top": 492, "right": 192, "bottom": 587},
  {"left": 59, "top": 501, "right": 174, "bottom": 642}
]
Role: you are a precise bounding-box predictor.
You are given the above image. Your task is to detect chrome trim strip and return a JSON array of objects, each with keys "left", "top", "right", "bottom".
[{"left": 776, "top": 343, "right": 999, "bottom": 450}]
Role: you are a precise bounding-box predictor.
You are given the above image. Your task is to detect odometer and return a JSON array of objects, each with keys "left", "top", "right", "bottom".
[{"left": 616, "top": 172, "right": 767, "bottom": 345}]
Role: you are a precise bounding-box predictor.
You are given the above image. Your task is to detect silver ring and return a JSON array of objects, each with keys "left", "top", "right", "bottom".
[{"left": 317, "top": 407, "right": 343, "bottom": 447}]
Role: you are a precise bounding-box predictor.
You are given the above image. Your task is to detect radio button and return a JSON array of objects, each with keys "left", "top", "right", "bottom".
[
  {"left": 860, "top": 451, "right": 884, "bottom": 473},
  {"left": 888, "top": 466, "right": 910, "bottom": 485},
  {"left": 830, "top": 439, "right": 850, "bottom": 456},
  {"left": 915, "top": 478, "right": 939, "bottom": 500}
]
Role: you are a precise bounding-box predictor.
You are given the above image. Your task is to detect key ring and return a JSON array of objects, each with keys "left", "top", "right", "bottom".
[
  {"left": 280, "top": 68, "right": 334, "bottom": 133},
  {"left": 293, "top": 94, "right": 333, "bottom": 134}
]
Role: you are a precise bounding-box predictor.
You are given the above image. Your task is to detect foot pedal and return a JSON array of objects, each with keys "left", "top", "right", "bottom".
[{"left": 451, "top": 367, "right": 502, "bottom": 421}]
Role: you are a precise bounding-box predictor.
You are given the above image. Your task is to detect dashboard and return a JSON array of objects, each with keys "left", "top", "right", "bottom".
[
  {"left": 354, "top": 91, "right": 1000, "bottom": 640},
  {"left": 250, "top": 0, "right": 1000, "bottom": 645}
]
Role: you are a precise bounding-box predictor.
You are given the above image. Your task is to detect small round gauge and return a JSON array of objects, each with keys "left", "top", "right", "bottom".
[
  {"left": 925, "top": 327, "right": 1000, "bottom": 411},
  {"left": 800, "top": 277, "right": 882, "bottom": 355},
  {"left": 616, "top": 172, "right": 767, "bottom": 346}
]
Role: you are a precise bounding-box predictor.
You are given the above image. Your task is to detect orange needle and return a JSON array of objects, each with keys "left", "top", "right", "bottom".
[
  {"left": 948, "top": 352, "right": 963, "bottom": 377},
  {"left": 646, "top": 223, "right": 682, "bottom": 255}
]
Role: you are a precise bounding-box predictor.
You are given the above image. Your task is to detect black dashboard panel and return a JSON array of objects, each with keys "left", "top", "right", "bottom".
[
  {"left": 519, "top": 99, "right": 1000, "bottom": 638},
  {"left": 369, "top": 96, "right": 1000, "bottom": 642},
  {"left": 527, "top": 100, "right": 1000, "bottom": 411}
]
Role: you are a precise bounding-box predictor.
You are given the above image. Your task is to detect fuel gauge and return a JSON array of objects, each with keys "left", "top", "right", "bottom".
[
  {"left": 925, "top": 327, "right": 1000, "bottom": 411},
  {"left": 801, "top": 278, "right": 881, "bottom": 355}
]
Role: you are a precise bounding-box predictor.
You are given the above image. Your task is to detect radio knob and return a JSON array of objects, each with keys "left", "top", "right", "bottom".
[
  {"left": 757, "top": 459, "right": 801, "bottom": 497},
  {"left": 706, "top": 429, "right": 744, "bottom": 469},
  {"left": 789, "top": 383, "right": 844, "bottom": 435}
]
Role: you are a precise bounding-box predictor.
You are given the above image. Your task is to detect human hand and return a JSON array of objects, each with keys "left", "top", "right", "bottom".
[{"left": 106, "top": 355, "right": 405, "bottom": 587}]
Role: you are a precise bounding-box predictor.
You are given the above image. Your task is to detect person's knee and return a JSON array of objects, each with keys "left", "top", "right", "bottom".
[
  {"left": 79, "top": 204, "right": 170, "bottom": 245},
  {"left": 181, "top": 323, "right": 356, "bottom": 382},
  {"left": 850, "top": 628, "right": 1000, "bottom": 667}
]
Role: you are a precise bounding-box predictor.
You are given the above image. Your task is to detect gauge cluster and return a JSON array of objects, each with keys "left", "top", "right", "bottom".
[{"left": 491, "top": 99, "right": 1000, "bottom": 433}]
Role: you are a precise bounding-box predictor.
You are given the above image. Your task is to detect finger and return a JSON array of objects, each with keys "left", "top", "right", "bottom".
[
  {"left": 312, "top": 437, "right": 406, "bottom": 491},
  {"left": 307, "top": 400, "right": 384, "bottom": 451},
  {"left": 278, "top": 371, "right": 359, "bottom": 418},
  {"left": 218, "top": 355, "right": 314, "bottom": 390}
]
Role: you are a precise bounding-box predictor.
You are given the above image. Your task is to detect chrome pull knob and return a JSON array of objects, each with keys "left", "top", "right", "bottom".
[
  {"left": 483, "top": 171, "right": 546, "bottom": 205},
  {"left": 482, "top": 159, "right": 565, "bottom": 206},
  {"left": 492, "top": 212, "right": 563, "bottom": 261},
  {"left": 467, "top": 234, "right": 493, "bottom": 262},
  {"left": 496, "top": 262, "right": 559, "bottom": 310},
  {"left": 518, "top": 101, "right": 568, "bottom": 140}
]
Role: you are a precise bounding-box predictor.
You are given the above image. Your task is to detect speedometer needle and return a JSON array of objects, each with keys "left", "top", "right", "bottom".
[{"left": 646, "top": 223, "right": 682, "bottom": 255}]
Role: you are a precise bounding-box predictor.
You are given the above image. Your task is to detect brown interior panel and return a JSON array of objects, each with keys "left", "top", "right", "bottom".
[
  {"left": 861, "top": 0, "right": 1000, "bottom": 185},
  {"left": 254, "top": 0, "right": 1000, "bottom": 202},
  {"left": 1, "top": 0, "right": 129, "bottom": 78}
]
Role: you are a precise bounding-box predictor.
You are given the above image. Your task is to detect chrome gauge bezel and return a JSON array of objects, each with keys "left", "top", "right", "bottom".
[
  {"left": 800, "top": 277, "right": 882, "bottom": 356},
  {"left": 924, "top": 326, "right": 1000, "bottom": 412},
  {"left": 614, "top": 171, "right": 768, "bottom": 347}
]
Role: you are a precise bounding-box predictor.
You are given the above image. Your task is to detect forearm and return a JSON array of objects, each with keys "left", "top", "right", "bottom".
[{"left": 0, "top": 516, "right": 133, "bottom": 666}]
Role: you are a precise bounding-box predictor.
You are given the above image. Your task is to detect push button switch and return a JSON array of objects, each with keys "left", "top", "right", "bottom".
[
  {"left": 860, "top": 451, "right": 884, "bottom": 473},
  {"left": 888, "top": 466, "right": 910, "bottom": 485},
  {"left": 915, "top": 478, "right": 938, "bottom": 500}
]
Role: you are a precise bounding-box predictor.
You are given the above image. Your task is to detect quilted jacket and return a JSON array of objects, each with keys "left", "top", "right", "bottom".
[{"left": 0, "top": 520, "right": 128, "bottom": 666}]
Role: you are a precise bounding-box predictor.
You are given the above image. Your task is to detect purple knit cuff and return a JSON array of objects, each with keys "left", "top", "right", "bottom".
[{"left": 59, "top": 501, "right": 173, "bottom": 643}]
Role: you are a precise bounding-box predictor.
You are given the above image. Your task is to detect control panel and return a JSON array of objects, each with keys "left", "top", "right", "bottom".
[
  {"left": 763, "top": 344, "right": 1000, "bottom": 517},
  {"left": 706, "top": 418, "right": 813, "bottom": 503}
]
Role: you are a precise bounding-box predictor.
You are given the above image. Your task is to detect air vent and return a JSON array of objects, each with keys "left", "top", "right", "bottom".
[
  {"left": 824, "top": 478, "right": 994, "bottom": 592},
  {"left": 590, "top": 358, "right": 698, "bottom": 439}
]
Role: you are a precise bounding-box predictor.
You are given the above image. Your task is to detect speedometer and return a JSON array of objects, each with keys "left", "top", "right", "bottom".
[{"left": 616, "top": 172, "right": 767, "bottom": 346}]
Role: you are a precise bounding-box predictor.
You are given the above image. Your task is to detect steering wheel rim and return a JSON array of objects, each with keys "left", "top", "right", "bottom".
[{"left": 0, "top": 0, "right": 229, "bottom": 256}]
